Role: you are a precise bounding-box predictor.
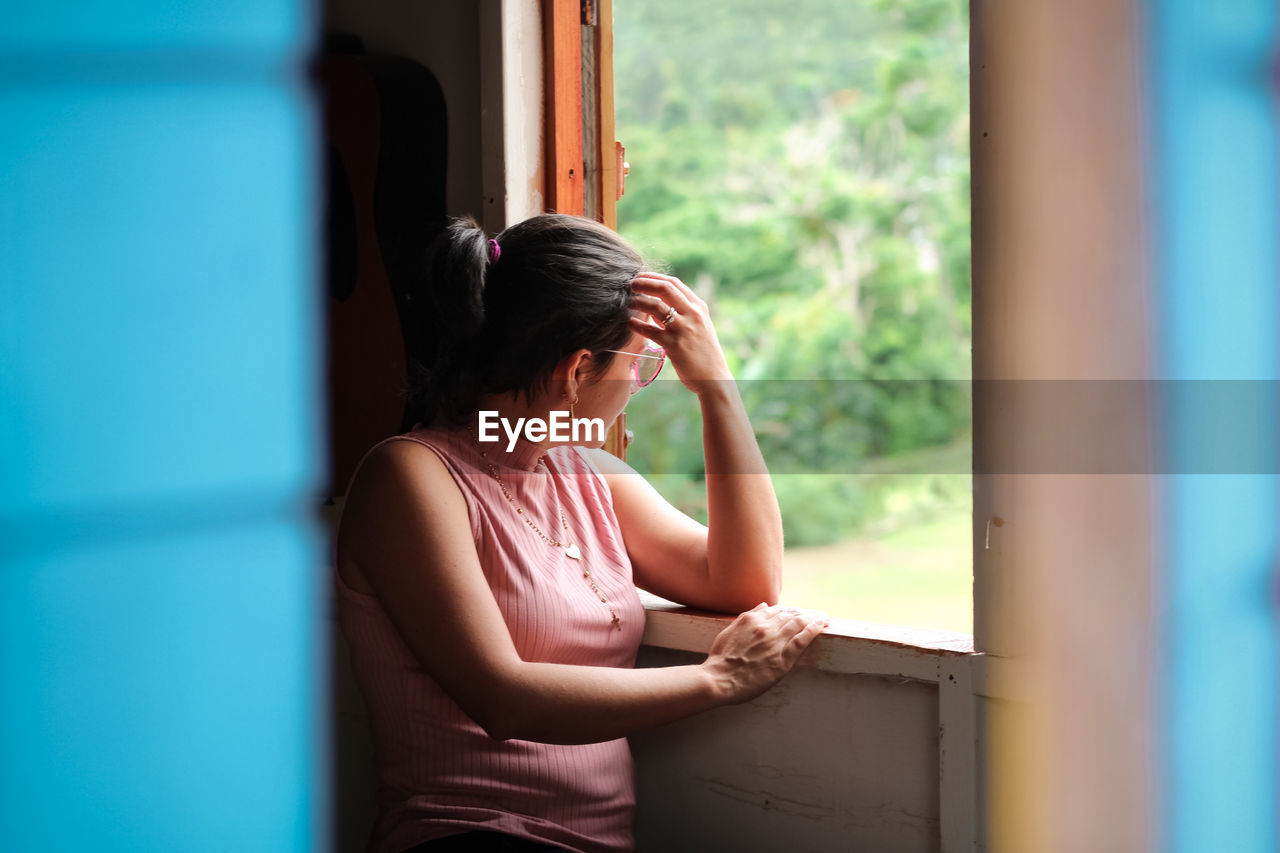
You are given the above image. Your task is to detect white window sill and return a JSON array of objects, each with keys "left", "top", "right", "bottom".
[{"left": 638, "top": 591, "right": 977, "bottom": 684}]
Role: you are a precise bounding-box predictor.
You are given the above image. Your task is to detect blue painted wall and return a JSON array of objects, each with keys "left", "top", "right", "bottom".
[
  {"left": 1147, "top": 1, "right": 1279, "bottom": 851},
  {"left": 0, "top": 2, "right": 328, "bottom": 850}
]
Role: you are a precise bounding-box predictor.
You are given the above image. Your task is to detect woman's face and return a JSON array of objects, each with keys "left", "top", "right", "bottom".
[{"left": 575, "top": 331, "right": 651, "bottom": 443}]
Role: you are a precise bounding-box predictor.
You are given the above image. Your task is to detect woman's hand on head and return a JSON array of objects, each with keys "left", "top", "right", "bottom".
[
  {"left": 702, "top": 603, "right": 829, "bottom": 705},
  {"left": 628, "top": 272, "right": 734, "bottom": 397}
]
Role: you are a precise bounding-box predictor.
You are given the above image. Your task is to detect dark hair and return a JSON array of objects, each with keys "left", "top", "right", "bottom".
[{"left": 407, "top": 213, "right": 645, "bottom": 428}]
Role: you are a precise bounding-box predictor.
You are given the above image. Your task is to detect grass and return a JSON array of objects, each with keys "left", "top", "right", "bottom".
[
  {"left": 780, "top": 507, "right": 973, "bottom": 634},
  {"left": 640, "top": 437, "right": 976, "bottom": 635}
]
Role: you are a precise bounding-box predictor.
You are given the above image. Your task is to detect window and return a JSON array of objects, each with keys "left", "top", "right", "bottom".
[{"left": 613, "top": 0, "right": 972, "bottom": 632}]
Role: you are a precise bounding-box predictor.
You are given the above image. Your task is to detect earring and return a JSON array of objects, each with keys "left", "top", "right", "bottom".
[{"left": 563, "top": 392, "right": 578, "bottom": 420}]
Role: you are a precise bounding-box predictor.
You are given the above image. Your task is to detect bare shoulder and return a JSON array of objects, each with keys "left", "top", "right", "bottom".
[
  {"left": 336, "top": 438, "right": 468, "bottom": 593},
  {"left": 580, "top": 446, "right": 640, "bottom": 479},
  {"left": 578, "top": 447, "right": 666, "bottom": 508}
]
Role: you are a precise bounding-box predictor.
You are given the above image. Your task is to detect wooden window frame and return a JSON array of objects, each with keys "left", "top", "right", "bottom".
[{"left": 542, "top": 0, "right": 629, "bottom": 459}]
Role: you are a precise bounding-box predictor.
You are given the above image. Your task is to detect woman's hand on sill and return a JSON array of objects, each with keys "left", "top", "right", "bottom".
[{"left": 701, "top": 602, "right": 829, "bottom": 705}]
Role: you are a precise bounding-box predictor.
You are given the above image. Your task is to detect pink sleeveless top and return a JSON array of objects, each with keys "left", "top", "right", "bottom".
[{"left": 334, "top": 412, "right": 646, "bottom": 853}]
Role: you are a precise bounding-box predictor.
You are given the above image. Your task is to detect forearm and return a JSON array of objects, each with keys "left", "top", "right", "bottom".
[
  {"left": 487, "top": 660, "right": 725, "bottom": 744},
  {"left": 699, "top": 381, "right": 784, "bottom": 607},
  {"left": 485, "top": 600, "right": 825, "bottom": 744}
]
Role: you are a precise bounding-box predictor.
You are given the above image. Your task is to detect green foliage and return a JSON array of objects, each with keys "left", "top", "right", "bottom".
[
  {"left": 616, "top": 0, "right": 971, "bottom": 545},
  {"left": 771, "top": 475, "right": 871, "bottom": 547}
]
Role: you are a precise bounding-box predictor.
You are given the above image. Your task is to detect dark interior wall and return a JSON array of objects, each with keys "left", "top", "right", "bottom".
[
  {"left": 321, "top": 0, "right": 483, "bottom": 218},
  {"left": 318, "top": 0, "right": 485, "bottom": 492}
]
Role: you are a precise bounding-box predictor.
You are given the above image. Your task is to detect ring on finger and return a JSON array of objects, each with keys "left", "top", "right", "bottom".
[{"left": 661, "top": 306, "right": 678, "bottom": 326}]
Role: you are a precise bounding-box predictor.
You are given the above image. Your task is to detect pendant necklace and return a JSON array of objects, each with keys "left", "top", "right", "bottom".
[{"left": 464, "top": 422, "right": 621, "bottom": 631}]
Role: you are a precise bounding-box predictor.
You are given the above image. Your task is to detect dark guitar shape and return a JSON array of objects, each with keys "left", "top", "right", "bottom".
[{"left": 317, "top": 35, "right": 448, "bottom": 496}]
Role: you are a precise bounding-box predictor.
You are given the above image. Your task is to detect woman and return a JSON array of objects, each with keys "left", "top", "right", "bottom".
[{"left": 334, "top": 214, "right": 827, "bottom": 853}]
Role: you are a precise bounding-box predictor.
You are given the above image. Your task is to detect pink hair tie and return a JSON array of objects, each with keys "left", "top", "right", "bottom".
[{"left": 487, "top": 238, "right": 501, "bottom": 265}]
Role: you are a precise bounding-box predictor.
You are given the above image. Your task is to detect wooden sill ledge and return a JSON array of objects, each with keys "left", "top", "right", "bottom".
[{"left": 639, "top": 591, "right": 977, "bottom": 684}]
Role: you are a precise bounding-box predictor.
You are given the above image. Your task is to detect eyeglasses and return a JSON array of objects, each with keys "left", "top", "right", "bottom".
[{"left": 599, "top": 343, "right": 665, "bottom": 389}]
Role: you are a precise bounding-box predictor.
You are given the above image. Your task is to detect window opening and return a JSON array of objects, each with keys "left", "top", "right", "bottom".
[{"left": 614, "top": 0, "right": 972, "bottom": 632}]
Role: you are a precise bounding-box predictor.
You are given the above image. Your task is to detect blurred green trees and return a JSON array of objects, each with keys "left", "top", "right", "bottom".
[{"left": 616, "top": 0, "right": 971, "bottom": 547}]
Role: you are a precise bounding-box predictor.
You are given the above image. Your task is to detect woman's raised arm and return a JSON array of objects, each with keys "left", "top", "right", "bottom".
[
  {"left": 337, "top": 439, "right": 823, "bottom": 745},
  {"left": 615, "top": 272, "right": 785, "bottom": 613}
]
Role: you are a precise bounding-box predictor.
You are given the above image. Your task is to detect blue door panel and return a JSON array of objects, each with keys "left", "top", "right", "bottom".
[
  {"left": 0, "top": 1, "right": 326, "bottom": 851},
  {"left": 0, "top": 83, "right": 323, "bottom": 513},
  {"left": 1146, "top": 0, "right": 1279, "bottom": 850},
  {"left": 0, "top": 2, "right": 309, "bottom": 54},
  {"left": 0, "top": 520, "right": 327, "bottom": 851}
]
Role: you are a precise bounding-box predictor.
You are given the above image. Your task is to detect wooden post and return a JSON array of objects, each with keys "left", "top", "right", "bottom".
[
  {"left": 594, "top": 0, "right": 619, "bottom": 229},
  {"left": 543, "top": 0, "right": 584, "bottom": 215},
  {"left": 971, "top": 0, "right": 1157, "bottom": 849}
]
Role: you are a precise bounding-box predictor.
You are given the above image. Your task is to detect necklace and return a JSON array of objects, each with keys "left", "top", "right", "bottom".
[{"left": 464, "top": 422, "right": 621, "bottom": 631}]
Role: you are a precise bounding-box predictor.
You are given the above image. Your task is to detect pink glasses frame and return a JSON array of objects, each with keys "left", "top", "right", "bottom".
[{"left": 599, "top": 343, "right": 666, "bottom": 388}]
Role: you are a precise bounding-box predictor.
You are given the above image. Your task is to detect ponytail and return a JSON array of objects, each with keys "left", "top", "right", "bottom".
[{"left": 407, "top": 217, "right": 490, "bottom": 429}]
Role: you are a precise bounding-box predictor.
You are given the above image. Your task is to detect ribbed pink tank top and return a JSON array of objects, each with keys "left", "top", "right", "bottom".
[{"left": 335, "top": 412, "right": 646, "bottom": 853}]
